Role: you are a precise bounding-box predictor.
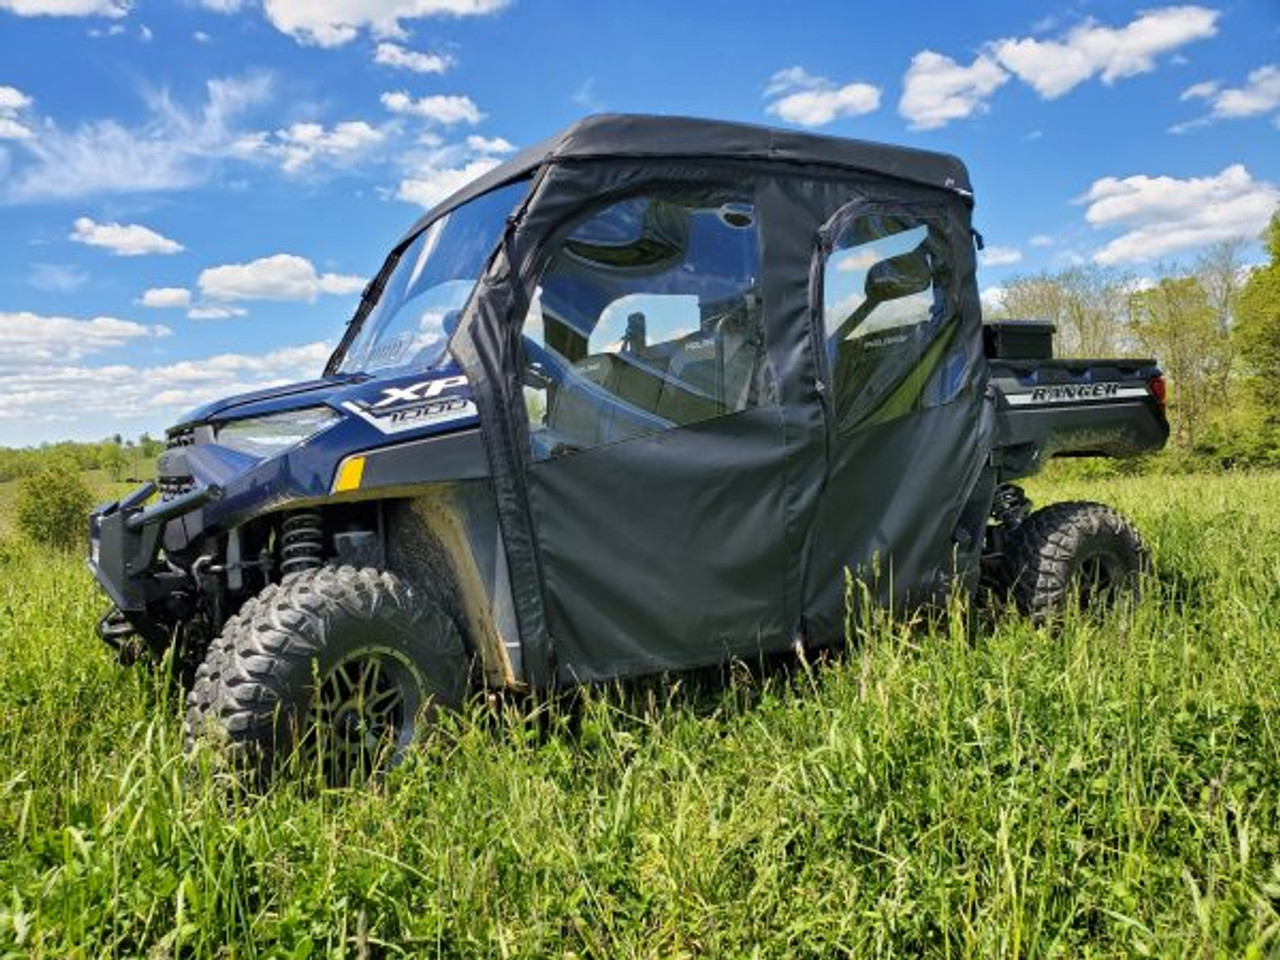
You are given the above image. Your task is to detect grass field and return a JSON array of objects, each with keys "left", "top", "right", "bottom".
[
  {"left": 0, "top": 462, "right": 150, "bottom": 540},
  {"left": 0, "top": 471, "right": 1277, "bottom": 957}
]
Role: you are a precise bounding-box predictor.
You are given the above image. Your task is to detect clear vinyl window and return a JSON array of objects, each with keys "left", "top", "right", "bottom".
[
  {"left": 822, "top": 212, "right": 960, "bottom": 431},
  {"left": 520, "top": 192, "right": 770, "bottom": 460},
  {"left": 335, "top": 180, "right": 530, "bottom": 376}
]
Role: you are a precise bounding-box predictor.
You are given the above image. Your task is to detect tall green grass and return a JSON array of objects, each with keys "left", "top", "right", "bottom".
[{"left": 1, "top": 472, "right": 1277, "bottom": 958}]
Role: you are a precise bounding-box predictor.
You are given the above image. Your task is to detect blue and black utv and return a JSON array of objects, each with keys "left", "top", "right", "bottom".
[{"left": 88, "top": 115, "right": 1169, "bottom": 779}]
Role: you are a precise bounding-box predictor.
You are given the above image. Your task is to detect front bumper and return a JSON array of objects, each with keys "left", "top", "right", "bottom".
[{"left": 88, "top": 482, "right": 222, "bottom": 644}]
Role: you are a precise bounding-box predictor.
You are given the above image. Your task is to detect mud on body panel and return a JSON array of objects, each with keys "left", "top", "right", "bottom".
[{"left": 384, "top": 484, "right": 522, "bottom": 687}]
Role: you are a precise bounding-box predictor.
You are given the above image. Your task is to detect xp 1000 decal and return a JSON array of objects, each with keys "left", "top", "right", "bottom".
[{"left": 342, "top": 375, "right": 477, "bottom": 435}]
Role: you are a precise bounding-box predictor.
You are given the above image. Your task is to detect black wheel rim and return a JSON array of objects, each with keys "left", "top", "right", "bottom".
[
  {"left": 1077, "top": 553, "right": 1123, "bottom": 610},
  {"left": 312, "top": 648, "right": 424, "bottom": 783}
]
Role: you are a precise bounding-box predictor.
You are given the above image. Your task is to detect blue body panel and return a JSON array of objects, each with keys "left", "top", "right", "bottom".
[
  {"left": 178, "top": 373, "right": 368, "bottom": 424},
  {"left": 176, "top": 360, "right": 473, "bottom": 429},
  {"left": 170, "top": 359, "right": 485, "bottom": 541}
]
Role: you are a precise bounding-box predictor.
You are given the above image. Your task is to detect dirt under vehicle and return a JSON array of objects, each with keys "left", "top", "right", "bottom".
[{"left": 88, "top": 115, "right": 1170, "bottom": 776}]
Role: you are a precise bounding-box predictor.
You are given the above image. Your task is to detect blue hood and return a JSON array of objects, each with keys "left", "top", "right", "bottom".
[
  {"left": 176, "top": 375, "right": 364, "bottom": 427},
  {"left": 173, "top": 360, "right": 476, "bottom": 436}
]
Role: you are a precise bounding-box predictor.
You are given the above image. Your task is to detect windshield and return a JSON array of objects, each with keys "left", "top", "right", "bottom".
[{"left": 336, "top": 179, "right": 530, "bottom": 375}]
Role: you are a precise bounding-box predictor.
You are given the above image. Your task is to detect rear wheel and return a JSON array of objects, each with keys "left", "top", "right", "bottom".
[
  {"left": 999, "top": 501, "right": 1149, "bottom": 623},
  {"left": 185, "top": 565, "right": 468, "bottom": 784}
]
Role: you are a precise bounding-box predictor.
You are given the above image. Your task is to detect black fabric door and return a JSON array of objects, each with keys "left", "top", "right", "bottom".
[
  {"left": 800, "top": 196, "right": 994, "bottom": 641},
  {"left": 514, "top": 186, "right": 794, "bottom": 681}
]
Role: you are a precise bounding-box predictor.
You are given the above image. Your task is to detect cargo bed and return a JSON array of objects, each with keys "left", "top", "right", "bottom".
[{"left": 983, "top": 322, "right": 1170, "bottom": 479}]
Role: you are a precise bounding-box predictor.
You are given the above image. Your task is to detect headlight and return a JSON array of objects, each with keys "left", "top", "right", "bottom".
[{"left": 215, "top": 407, "right": 340, "bottom": 458}]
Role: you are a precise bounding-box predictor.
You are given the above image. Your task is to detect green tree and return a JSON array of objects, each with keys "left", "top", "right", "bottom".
[
  {"left": 1236, "top": 212, "right": 1280, "bottom": 415},
  {"left": 138, "top": 432, "right": 164, "bottom": 458},
  {"left": 16, "top": 464, "right": 94, "bottom": 550},
  {"left": 102, "top": 443, "right": 130, "bottom": 482},
  {"left": 1194, "top": 239, "right": 1246, "bottom": 413},
  {"left": 1129, "top": 276, "right": 1219, "bottom": 449},
  {"left": 993, "top": 265, "right": 1133, "bottom": 357}
]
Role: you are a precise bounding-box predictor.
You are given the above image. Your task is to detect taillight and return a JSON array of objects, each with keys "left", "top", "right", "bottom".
[{"left": 1148, "top": 374, "right": 1167, "bottom": 412}]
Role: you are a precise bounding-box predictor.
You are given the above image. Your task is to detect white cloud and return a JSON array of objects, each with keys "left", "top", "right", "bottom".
[
  {"left": 381, "top": 90, "right": 483, "bottom": 125},
  {"left": 466, "top": 134, "right": 514, "bottom": 154},
  {"left": 237, "top": 120, "right": 386, "bottom": 173},
  {"left": 139, "top": 287, "right": 191, "bottom": 309},
  {"left": 70, "top": 216, "right": 184, "bottom": 256},
  {"left": 4, "top": 73, "right": 273, "bottom": 201},
  {"left": 0, "top": 0, "right": 128, "bottom": 16},
  {"left": 764, "top": 66, "right": 881, "bottom": 127},
  {"left": 0, "top": 116, "right": 32, "bottom": 142},
  {"left": 193, "top": 29, "right": 210, "bottom": 42},
  {"left": 898, "top": 6, "right": 1219, "bottom": 129},
  {"left": 261, "top": 0, "right": 509, "bottom": 48},
  {"left": 0, "top": 341, "right": 333, "bottom": 441},
  {"left": 187, "top": 304, "right": 247, "bottom": 320},
  {"left": 980, "top": 246, "right": 1023, "bottom": 267},
  {"left": 769, "top": 85, "right": 882, "bottom": 127},
  {"left": 0, "top": 86, "right": 33, "bottom": 113},
  {"left": 1214, "top": 65, "right": 1280, "bottom": 118},
  {"left": 899, "top": 51, "right": 1008, "bottom": 130},
  {"left": 764, "top": 67, "right": 820, "bottom": 99},
  {"left": 1080, "top": 164, "right": 1280, "bottom": 265},
  {"left": 1181, "top": 79, "right": 1219, "bottom": 101},
  {"left": 0, "top": 84, "right": 35, "bottom": 141},
  {"left": 395, "top": 157, "right": 499, "bottom": 208},
  {"left": 30, "top": 263, "right": 89, "bottom": 293},
  {"left": 991, "top": 5, "right": 1219, "bottom": 99},
  {"left": 1174, "top": 64, "right": 1280, "bottom": 132},
  {"left": 144, "top": 343, "right": 331, "bottom": 389},
  {"left": 0, "top": 311, "right": 169, "bottom": 364},
  {"left": 10, "top": 119, "right": 199, "bottom": 198},
  {"left": 198, "top": 0, "right": 245, "bottom": 10},
  {"left": 143, "top": 343, "right": 333, "bottom": 405},
  {"left": 0, "top": 118, "right": 34, "bottom": 140},
  {"left": 833, "top": 248, "right": 882, "bottom": 272},
  {"left": 374, "top": 41, "right": 452, "bottom": 74},
  {"left": 198, "top": 253, "right": 363, "bottom": 302},
  {"left": 980, "top": 285, "right": 1006, "bottom": 313},
  {"left": 1029, "top": 234, "right": 1055, "bottom": 247}
]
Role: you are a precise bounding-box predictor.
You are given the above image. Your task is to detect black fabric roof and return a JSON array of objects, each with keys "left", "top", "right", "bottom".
[{"left": 404, "top": 114, "right": 973, "bottom": 237}]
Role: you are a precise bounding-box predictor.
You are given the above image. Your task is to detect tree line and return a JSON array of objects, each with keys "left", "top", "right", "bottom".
[
  {"left": 0, "top": 434, "right": 164, "bottom": 483},
  {"left": 991, "top": 212, "right": 1280, "bottom": 467}
]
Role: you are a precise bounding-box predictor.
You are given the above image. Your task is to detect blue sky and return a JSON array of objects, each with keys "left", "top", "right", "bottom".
[{"left": 1, "top": 0, "right": 1276, "bottom": 446}]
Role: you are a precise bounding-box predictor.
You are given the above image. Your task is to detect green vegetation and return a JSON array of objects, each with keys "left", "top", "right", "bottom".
[
  {"left": 14, "top": 467, "right": 94, "bottom": 550},
  {"left": 0, "top": 435, "right": 160, "bottom": 485},
  {"left": 1236, "top": 213, "right": 1280, "bottom": 416},
  {"left": 0, "top": 470, "right": 1276, "bottom": 957},
  {"left": 995, "top": 213, "right": 1280, "bottom": 468}
]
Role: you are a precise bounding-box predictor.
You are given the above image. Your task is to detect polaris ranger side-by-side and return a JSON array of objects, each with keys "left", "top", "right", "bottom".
[{"left": 88, "top": 115, "right": 1169, "bottom": 778}]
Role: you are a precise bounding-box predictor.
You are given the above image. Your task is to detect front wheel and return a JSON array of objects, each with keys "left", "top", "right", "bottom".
[
  {"left": 999, "top": 501, "right": 1150, "bottom": 623},
  {"left": 185, "top": 566, "right": 469, "bottom": 783}
]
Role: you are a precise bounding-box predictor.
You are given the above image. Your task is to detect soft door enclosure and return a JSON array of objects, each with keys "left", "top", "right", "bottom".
[
  {"left": 448, "top": 116, "right": 993, "bottom": 686},
  {"left": 799, "top": 189, "right": 994, "bottom": 641},
  {"left": 509, "top": 170, "right": 795, "bottom": 681}
]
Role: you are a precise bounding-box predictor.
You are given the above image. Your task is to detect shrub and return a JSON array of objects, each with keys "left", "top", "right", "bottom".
[{"left": 16, "top": 466, "right": 94, "bottom": 550}]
